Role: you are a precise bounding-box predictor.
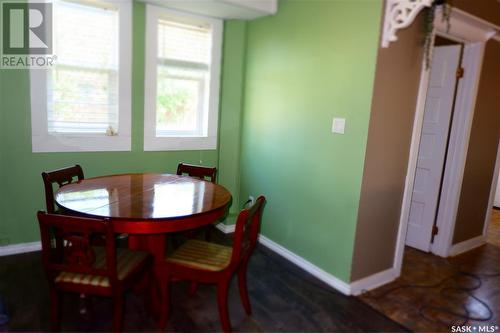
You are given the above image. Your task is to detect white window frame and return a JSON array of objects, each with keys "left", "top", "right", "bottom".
[
  {"left": 30, "top": 0, "right": 132, "bottom": 153},
  {"left": 144, "top": 5, "right": 222, "bottom": 151}
]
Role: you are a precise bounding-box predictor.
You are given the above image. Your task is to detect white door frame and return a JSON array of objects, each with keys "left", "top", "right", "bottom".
[
  {"left": 393, "top": 7, "right": 500, "bottom": 275},
  {"left": 430, "top": 40, "right": 485, "bottom": 257}
]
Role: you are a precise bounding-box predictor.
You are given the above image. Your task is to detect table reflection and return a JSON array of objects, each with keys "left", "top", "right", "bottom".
[
  {"left": 152, "top": 182, "right": 204, "bottom": 218},
  {"left": 56, "top": 188, "right": 110, "bottom": 213}
]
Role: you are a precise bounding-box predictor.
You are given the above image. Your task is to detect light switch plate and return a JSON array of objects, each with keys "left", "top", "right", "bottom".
[{"left": 332, "top": 118, "right": 346, "bottom": 134}]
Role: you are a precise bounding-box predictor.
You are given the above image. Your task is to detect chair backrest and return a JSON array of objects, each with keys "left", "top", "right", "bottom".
[
  {"left": 176, "top": 163, "right": 217, "bottom": 183},
  {"left": 230, "top": 196, "right": 266, "bottom": 265},
  {"left": 42, "top": 165, "right": 84, "bottom": 213},
  {"left": 37, "top": 211, "right": 117, "bottom": 286}
]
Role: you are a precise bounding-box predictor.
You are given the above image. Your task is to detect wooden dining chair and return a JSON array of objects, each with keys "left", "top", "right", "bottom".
[
  {"left": 176, "top": 162, "right": 217, "bottom": 183},
  {"left": 42, "top": 165, "right": 84, "bottom": 214},
  {"left": 174, "top": 163, "right": 218, "bottom": 243},
  {"left": 42, "top": 165, "right": 128, "bottom": 244},
  {"left": 37, "top": 212, "right": 152, "bottom": 332},
  {"left": 158, "top": 196, "right": 266, "bottom": 332}
]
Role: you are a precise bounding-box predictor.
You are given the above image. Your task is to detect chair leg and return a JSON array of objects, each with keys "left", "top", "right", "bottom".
[
  {"left": 216, "top": 279, "right": 232, "bottom": 333},
  {"left": 157, "top": 279, "right": 170, "bottom": 329},
  {"left": 188, "top": 281, "right": 198, "bottom": 296},
  {"left": 49, "top": 288, "right": 61, "bottom": 332},
  {"left": 79, "top": 293, "right": 89, "bottom": 315},
  {"left": 237, "top": 263, "right": 252, "bottom": 315},
  {"left": 204, "top": 226, "right": 212, "bottom": 242},
  {"left": 112, "top": 294, "right": 124, "bottom": 333},
  {"left": 144, "top": 271, "right": 156, "bottom": 318},
  {"left": 171, "top": 233, "right": 183, "bottom": 249}
]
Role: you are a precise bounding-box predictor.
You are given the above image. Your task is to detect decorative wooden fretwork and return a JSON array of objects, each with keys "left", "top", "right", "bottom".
[{"left": 382, "top": 0, "right": 433, "bottom": 47}]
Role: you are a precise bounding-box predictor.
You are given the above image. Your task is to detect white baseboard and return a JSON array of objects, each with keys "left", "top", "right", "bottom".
[
  {"left": 449, "top": 235, "right": 486, "bottom": 256},
  {"left": 218, "top": 226, "right": 401, "bottom": 296},
  {"left": 257, "top": 234, "right": 351, "bottom": 295},
  {"left": 216, "top": 224, "right": 351, "bottom": 294},
  {"left": 0, "top": 241, "right": 41, "bottom": 257},
  {"left": 215, "top": 223, "right": 235, "bottom": 234},
  {"left": 349, "top": 267, "right": 399, "bottom": 296}
]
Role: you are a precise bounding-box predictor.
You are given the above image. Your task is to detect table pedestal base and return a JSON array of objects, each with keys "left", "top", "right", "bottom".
[{"left": 128, "top": 234, "right": 167, "bottom": 326}]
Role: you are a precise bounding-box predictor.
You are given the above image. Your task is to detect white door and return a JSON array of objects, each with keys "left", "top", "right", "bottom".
[{"left": 406, "top": 45, "right": 462, "bottom": 251}]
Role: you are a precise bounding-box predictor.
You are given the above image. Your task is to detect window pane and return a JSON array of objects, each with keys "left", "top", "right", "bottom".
[
  {"left": 55, "top": 1, "right": 118, "bottom": 69},
  {"left": 48, "top": 66, "right": 118, "bottom": 133},
  {"left": 158, "top": 20, "right": 211, "bottom": 64},
  {"left": 48, "top": 1, "right": 119, "bottom": 134},
  {"left": 156, "top": 16, "right": 212, "bottom": 137},
  {"left": 156, "top": 66, "right": 206, "bottom": 135}
]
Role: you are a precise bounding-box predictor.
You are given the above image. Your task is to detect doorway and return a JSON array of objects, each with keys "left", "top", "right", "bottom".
[
  {"left": 394, "top": 11, "right": 489, "bottom": 273},
  {"left": 404, "top": 34, "right": 500, "bottom": 255},
  {"left": 405, "top": 36, "right": 464, "bottom": 252}
]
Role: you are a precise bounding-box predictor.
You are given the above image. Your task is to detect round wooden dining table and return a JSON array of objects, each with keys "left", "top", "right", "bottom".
[
  {"left": 55, "top": 173, "right": 232, "bottom": 321},
  {"left": 55, "top": 173, "right": 232, "bottom": 263}
]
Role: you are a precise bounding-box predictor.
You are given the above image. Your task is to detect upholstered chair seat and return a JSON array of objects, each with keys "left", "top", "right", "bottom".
[
  {"left": 55, "top": 247, "right": 149, "bottom": 288},
  {"left": 166, "top": 240, "right": 232, "bottom": 272}
]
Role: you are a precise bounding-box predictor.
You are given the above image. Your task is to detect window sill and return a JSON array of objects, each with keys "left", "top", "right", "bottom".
[
  {"left": 144, "top": 135, "right": 217, "bottom": 151},
  {"left": 32, "top": 134, "right": 131, "bottom": 152}
]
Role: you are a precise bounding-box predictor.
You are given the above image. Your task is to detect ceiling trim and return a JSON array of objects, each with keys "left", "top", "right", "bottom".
[
  {"left": 434, "top": 7, "right": 500, "bottom": 43},
  {"left": 138, "top": 0, "right": 277, "bottom": 20}
]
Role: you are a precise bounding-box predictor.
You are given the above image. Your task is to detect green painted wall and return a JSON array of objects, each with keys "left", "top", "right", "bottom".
[
  {"left": 218, "top": 21, "right": 247, "bottom": 222},
  {"left": 0, "top": 68, "right": 5, "bottom": 245},
  {"left": 239, "top": 0, "right": 382, "bottom": 282},
  {"left": 0, "top": 2, "right": 246, "bottom": 245}
]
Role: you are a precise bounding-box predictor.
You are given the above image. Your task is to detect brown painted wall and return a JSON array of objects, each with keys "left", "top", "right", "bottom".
[
  {"left": 452, "top": 41, "right": 500, "bottom": 244},
  {"left": 453, "top": 0, "right": 500, "bottom": 26},
  {"left": 350, "top": 15, "right": 425, "bottom": 281},
  {"left": 352, "top": 2, "right": 500, "bottom": 281}
]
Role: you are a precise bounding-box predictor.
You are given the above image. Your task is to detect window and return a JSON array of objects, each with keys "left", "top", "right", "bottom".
[
  {"left": 31, "top": 0, "right": 131, "bottom": 152},
  {"left": 144, "top": 6, "right": 222, "bottom": 151}
]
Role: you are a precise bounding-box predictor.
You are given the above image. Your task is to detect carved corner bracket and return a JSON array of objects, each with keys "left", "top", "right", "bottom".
[{"left": 382, "top": 0, "right": 433, "bottom": 48}]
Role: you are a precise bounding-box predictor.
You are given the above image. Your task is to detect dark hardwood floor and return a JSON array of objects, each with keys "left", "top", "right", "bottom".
[
  {"left": 360, "top": 210, "right": 500, "bottom": 332},
  {"left": 0, "top": 231, "right": 406, "bottom": 332}
]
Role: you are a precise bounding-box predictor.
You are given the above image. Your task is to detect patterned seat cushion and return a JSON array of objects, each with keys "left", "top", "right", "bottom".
[
  {"left": 166, "top": 239, "right": 232, "bottom": 272},
  {"left": 55, "top": 247, "right": 149, "bottom": 288}
]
